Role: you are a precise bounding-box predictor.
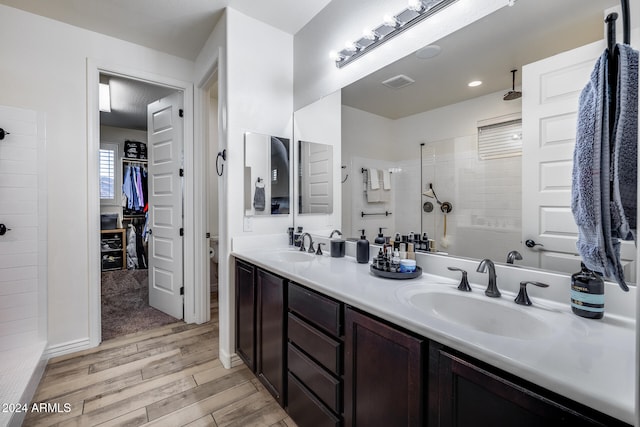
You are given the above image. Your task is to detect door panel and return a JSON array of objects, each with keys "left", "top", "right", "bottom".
[
  {"left": 147, "top": 92, "right": 184, "bottom": 319},
  {"left": 522, "top": 40, "right": 635, "bottom": 280}
]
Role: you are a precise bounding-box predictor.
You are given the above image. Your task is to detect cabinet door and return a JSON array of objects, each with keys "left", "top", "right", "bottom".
[
  {"left": 235, "top": 260, "right": 256, "bottom": 371},
  {"left": 428, "top": 343, "right": 628, "bottom": 427},
  {"left": 257, "top": 268, "right": 286, "bottom": 406},
  {"left": 344, "top": 307, "right": 424, "bottom": 427}
]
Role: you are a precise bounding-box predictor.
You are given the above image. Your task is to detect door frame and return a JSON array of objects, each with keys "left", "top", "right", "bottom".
[{"left": 87, "top": 58, "right": 195, "bottom": 346}]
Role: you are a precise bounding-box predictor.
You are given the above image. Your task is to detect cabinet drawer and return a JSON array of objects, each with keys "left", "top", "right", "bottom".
[
  {"left": 289, "top": 283, "right": 342, "bottom": 336},
  {"left": 288, "top": 343, "right": 341, "bottom": 413},
  {"left": 288, "top": 313, "right": 342, "bottom": 375},
  {"left": 287, "top": 373, "right": 342, "bottom": 427}
]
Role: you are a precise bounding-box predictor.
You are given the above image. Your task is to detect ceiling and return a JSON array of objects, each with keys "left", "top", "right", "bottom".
[
  {"left": 0, "top": 0, "right": 332, "bottom": 60},
  {"left": 0, "top": 0, "right": 331, "bottom": 130},
  {"left": 342, "top": 0, "right": 619, "bottom": 119}
]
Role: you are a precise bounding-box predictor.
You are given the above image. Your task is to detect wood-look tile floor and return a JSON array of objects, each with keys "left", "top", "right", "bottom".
[{"left": 24, "top": 293, "right": 296, "bottom": 427}]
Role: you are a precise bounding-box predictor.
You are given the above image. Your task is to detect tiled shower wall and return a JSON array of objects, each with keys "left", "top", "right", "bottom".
[
  {"left": 351, "top": 135, "right": 522, "bottom": 261},
  {"left": 0, "top": 105, "right": 47, "bottom": 426}
]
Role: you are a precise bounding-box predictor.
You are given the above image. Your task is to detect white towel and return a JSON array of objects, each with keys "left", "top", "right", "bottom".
[
  {"left": 369, "top": 168, "right": 379, "bottom": 189},
  {"left": 382, "top": 170, "right": 391, "bottom": 190}
]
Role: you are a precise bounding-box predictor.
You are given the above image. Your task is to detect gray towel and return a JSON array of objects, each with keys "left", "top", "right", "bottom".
[
  {"left": 611, "top": 44, "right": 638, "bottom": 242},
  {"left": 572, "top": 51, "right": 608, "bottom": 279},
  {"left": 572, "top": 44, "right": 638, "bottom": 292},
  {"left": 254, "top": 185, "right": 265, "bottom": 211}
]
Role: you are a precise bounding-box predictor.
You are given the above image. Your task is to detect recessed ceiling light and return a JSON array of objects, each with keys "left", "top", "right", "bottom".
[
  {"left": 468, "top": 80, "right": 482, "bottom": 87},
  {"left": 415, "top": 45, "right": 442, "bottom": 60}
]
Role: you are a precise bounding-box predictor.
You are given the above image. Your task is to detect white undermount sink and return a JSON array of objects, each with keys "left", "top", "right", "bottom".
[
  {"left": 398, "top": 285, "right": 554, "bottom": 340},
  {"left": 264, "top": 249, "right": 315, "bottom": 263}
]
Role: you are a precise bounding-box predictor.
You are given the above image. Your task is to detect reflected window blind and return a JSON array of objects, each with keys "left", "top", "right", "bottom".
[
  {"left": 99, "top": 148, "right": 115, "bottom": 199},
  {"left": 477, "top": 119, "right": 522, "bottom": 160}
]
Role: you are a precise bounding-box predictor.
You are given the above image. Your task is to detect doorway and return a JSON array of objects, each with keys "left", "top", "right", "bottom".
[{"left": 98, "top": 73, "right": 183, "bottom": 340}]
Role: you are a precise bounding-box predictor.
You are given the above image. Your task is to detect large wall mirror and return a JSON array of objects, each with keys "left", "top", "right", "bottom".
[
  {"left": 341, "top": 0, "right": 637, "bottom": 282},
  {"left": 298, "top": 140, "right": 334, "bottom": 214},
  {"left": 244, "top": 132, "right": 291, "bottom": 216}
]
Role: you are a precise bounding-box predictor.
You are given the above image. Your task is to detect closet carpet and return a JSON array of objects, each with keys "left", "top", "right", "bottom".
[{"left": 102, "top": 269, "right": 178, "bottom": 341}]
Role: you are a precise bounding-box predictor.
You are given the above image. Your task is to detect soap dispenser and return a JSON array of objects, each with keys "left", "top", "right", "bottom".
[
  {"left": 571, "top": 262, "right": 604, "bottom": 319},
  {"left": 374, "top": 227, "right": 387, "bottom": 244},
  {"left": 356, "top": 229, "right": 370, "bottom": 264}
]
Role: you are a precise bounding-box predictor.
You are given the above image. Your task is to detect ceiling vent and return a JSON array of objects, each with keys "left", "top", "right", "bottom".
[{"left": 382, "top": 74, "right": 415, "bottom": 89}]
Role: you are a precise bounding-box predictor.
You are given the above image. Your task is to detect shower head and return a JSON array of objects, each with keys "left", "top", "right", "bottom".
[{"left": 503, "top": 69, "right": 522, "bottom": 101}]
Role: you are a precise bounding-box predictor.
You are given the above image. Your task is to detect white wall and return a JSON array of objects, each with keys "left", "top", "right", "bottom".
[
  {"left": 293, "top": 91, "right": 342, "bottom": 234},
  {"left": 294, "top": 0, "right": 506, "bottom": 110},
  {"left": 194, "top": 8, "right": 295, "bottom": 367},
  {"left": 0, "top": 4, "right": 194, "bottom": 354}
]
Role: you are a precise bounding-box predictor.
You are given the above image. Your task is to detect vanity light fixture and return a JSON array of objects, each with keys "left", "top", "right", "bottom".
[{"left": 331, "top": 0, "right": 458, "bottom": 68}]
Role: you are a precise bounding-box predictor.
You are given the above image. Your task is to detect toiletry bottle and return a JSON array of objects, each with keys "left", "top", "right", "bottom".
[
  {"left": 391, "top": 249, "right": 401, "bottom": 272},
  {"left": 356, "top": 229, "right": 370, "bottom": 264},
  {"left": 374, "top": 227, "right": 387, "bottom": 244},
  {"left": 571, "top": 263, "right": 604, "bottom": 319},
  {"left": 421, "top": 233, "right": 429, "bottom": 251},
  {"left": 374, "top": 248, "right": 384, "bottom": 270},
  {"left": 288, "top": 227, "right": 294, "bottom": 246}
]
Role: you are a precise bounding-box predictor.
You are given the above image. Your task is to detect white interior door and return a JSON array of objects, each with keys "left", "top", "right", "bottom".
[
  {"left": 147, "top": 92, "right": 184, "bottom": 319},
  {"left": 301, "top": 142, "right": 333, "bottom": 213},
  {"left": 522, "top": 40, "right": 635, "bottom": 280}
]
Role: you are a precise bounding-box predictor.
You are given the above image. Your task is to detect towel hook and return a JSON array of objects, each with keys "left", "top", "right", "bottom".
[
  {"left": 216, "top": 149, "right": 226, "bottom": 177},
  {"left": 0, "top": 128, "right": 10, "bottom": 140}
]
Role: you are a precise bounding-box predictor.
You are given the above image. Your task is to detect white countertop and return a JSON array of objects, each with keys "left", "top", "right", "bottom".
[{"left": 232, "top": 243, "right": 636, "bottom": 425}]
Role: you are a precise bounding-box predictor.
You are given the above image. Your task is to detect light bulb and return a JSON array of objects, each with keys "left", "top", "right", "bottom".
[
  {"left": 383, "top": 14, "right": 397, "bottom": 27},
  {"left": 408, "top": 0, "right": 423, "bottom": 11}
]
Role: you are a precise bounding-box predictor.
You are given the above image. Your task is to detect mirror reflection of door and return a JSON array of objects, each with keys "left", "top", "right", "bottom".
[{"left": 299, "top": 140, "right": 333, "bottom": 214}]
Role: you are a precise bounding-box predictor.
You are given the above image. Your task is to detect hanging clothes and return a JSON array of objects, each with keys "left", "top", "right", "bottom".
[{"left": 122, "top": 162, "right": 148, "bottom": 213}]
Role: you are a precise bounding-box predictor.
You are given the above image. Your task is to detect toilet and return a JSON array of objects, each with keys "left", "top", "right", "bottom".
[{"left": 209, "top": 236, "right": 219, "bottom": 291}]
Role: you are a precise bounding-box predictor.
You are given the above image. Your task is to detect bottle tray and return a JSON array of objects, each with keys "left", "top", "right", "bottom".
[{"left": 370, "top": 264, "right": 422, "bottom": 280}]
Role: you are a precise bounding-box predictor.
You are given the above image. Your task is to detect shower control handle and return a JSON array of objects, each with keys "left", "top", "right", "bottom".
[{"left": 0, "top": 224, "right": 11, "bottom": 236}]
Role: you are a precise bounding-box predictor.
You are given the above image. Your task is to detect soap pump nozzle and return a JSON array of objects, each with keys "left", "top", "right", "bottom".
[{"left": 374, "top": 227, "right": 387, "bottom": 244}]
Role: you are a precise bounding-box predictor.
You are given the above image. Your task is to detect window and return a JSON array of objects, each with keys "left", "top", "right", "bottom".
[
  {"left": 477, "top": 119, "right": 522, "bottom": 160},
  {"left": 99, "top": 144, "right": 118, "bottom": 204}
]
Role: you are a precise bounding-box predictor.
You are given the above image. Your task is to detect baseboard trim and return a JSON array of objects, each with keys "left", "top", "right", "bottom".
[
  {"left": 219, "top": 348, "right": 242, "bottom": 369},
  {"left": 44, "top": 337, "right": 93, "bottom": 359}
]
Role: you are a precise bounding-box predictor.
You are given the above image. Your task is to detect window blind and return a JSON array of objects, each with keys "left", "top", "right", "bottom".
[
  {"left": 477, "top": 119, "right": 522, "bottom": 160},
  {"left": 99, "top": 148, "right": 115, "bottom": 199}
]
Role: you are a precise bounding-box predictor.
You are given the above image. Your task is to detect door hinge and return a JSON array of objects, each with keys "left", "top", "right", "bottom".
[
  {"left": 179, "top": 168, "right": 184, "bottom": 177},
  {"left": 180, "top": 228, "right": 184, "bottom": 236},
  {"left": 180, "top": 287, "right": 184, "bottom": 295},
  {"left": 206, "top": 232, "right": 211, "bottom": 238},
  {"left": 179, "top": 109, "right": 184, "bottom": 118}
]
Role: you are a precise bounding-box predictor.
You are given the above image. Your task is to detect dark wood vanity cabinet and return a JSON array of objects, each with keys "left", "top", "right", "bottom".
[
  {"left": 344, "top": 307, "right": 424, "bottom": 427},
  {"left": 235, "top": 259, "right": 256, "bottom": 371},
  {"left": 235, "top": 260, "right": 286, "bottom": 406},
  {"left": 428, "top": 342, "right": 630, "bottom": 427},
  {"left": 256, "top": 268, "right": 287, "bottom": 406},
  {"left": 286, "top": 282, "right": 344, "bottom": 427},
  {"left": 235, "top": 261, "right": 630, "bottom": 427}
]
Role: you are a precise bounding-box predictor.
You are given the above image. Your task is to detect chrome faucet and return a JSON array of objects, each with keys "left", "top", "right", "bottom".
[
  {"left": 506, "top": 250, "right": 523, "bottom": 264},
  {"left": 329, "top": 229, "right": 342, "bottom": 238},
  {"left": 297, "top": 232, "right": 315, "bottom": 253},
  {"left": 477, "top": 259, "right": 501, "bottom": 297}
]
